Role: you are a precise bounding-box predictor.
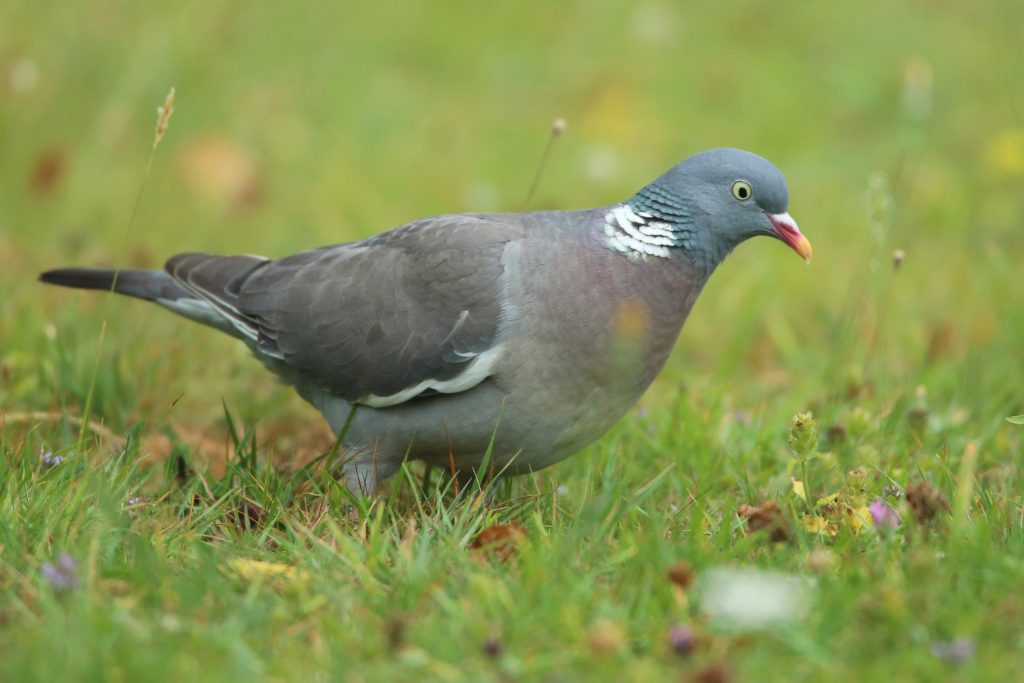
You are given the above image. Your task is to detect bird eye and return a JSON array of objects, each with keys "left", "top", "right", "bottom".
[{"left": 731, "top": 180, "right": 752, "bottom": 201}]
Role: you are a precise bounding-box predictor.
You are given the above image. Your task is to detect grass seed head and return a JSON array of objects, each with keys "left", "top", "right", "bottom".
[{"left": 153, "top": 87, "right": 176, "bottom": 150}]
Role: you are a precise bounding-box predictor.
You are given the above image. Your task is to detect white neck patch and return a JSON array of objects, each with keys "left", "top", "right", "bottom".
[{"left": 603, "top": 204, "right": 682, "bottom": 260}]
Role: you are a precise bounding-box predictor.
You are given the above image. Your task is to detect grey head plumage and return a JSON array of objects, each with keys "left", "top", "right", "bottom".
[{"left": 608, "top": 148, "right": 812, "bottom": 272}]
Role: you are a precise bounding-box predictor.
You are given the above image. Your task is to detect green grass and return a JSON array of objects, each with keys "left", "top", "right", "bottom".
[{"left": 2, "top": 0, "right": 1024, "bottom": 680}]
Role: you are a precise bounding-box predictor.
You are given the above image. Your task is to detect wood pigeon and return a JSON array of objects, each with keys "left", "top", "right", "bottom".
[{"left": 40, "top": 148, "right": 812, "bottom": 495}]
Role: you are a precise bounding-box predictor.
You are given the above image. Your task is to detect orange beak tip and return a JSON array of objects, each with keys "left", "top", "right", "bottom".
[{"left": 797, "top": 236, "right": 813, "bottom": 263}]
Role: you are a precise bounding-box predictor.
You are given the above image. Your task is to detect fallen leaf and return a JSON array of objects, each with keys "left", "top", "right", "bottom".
[
  {"left": 738, "top": 501, "right": 792, "bottom": 542},
  {"left": 470, "top": 522, "right": 526, "bottom": 562},
  {"left": 905, "top": 481, "right": 950, "bottom": 524},
  {"left": 227, "top": 499, "right": 267, "bottom": 531}
]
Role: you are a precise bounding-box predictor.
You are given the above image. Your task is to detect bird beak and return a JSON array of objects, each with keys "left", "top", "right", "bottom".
[{"left": 766, "top": 212, "right": 813, "bottom": 262}]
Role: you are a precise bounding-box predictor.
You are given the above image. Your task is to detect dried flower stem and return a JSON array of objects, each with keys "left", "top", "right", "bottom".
[
  {"left": 84, "top": 87, "right": 177, "bottom": 447},
  {"left": 1, "top": 410, "right": 121, "bottom": 445},
  {"left": 524, "top": 117, "right": 567, "bottom": 208}
]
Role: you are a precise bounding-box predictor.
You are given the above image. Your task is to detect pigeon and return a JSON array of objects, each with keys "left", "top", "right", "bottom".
[{"left": 40, "top": 148, "right": 811, "bottom": 495}]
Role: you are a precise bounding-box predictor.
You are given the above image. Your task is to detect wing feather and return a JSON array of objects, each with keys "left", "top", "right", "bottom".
[{"left": 164, "top": 214, "right": 523, "bottom": 406}]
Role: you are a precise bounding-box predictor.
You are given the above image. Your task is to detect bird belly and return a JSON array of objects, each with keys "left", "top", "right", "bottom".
[{"left": 304, "top": 372, "right": 635, "bottom": 476}]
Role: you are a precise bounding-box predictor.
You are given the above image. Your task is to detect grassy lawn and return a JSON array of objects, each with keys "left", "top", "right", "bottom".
[{"left": 2, "top": 1, "right": 1023, "bottom": 680}]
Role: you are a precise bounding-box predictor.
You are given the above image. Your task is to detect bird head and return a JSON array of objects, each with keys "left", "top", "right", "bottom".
[{"left": 629, "top": 148, "right": 812, "bottom": 268}]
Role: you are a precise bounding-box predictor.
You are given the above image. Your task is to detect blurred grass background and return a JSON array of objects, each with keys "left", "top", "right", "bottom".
[
  {"left": 2, "top": 1, "right": 1024, "bottom": 680},
  {"left": 2, "top": 0, "right": 1022, "bottom": 429}
]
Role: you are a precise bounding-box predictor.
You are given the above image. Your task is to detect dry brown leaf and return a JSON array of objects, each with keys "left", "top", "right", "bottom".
[
  {"left": 470, "top": 522, "right": 526, "bottom": 562},
  {"left": 738, "top": 501, "right": 793, "bottom": 542},
  {"left": 667, "top": 560, "right": 695, "bottom": 590},
  {"left": 906, "top": 481, "right": 949, "bottom": 524}
]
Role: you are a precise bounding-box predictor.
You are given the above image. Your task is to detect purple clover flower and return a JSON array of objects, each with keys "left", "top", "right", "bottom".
[
  {"left": 868, "top": 499, "right": 900, "bottom": 530},
  {"left": 930, "top": 638, "right": 975, "bottom": 663},
  {"left": 41, "top": 552, "right": 79, "bottom": 591},
  {"left": 667, "top": 624, "right": 696, "bottom": 656}
]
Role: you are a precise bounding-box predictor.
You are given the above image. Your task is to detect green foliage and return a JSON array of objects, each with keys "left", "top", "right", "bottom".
[{"left": 2, "top": 0, "right": 1023, "bottom": 681}]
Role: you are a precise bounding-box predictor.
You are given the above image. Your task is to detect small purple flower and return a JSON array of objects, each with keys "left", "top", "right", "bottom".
[
  {"left": 869, "top": 499, "right": 900, "bottom": 530},
  {"left": 667, "top": 624, "right": 696, "bottom": 656},
  {"left": 930, "top": 638, "right": 975, "bottom": 663},
  {"left": 41, "top": 552, "right": 79, "bottom": 591},
  {"left": 40, "top": 449, "right": 64, "bottom": 468}
]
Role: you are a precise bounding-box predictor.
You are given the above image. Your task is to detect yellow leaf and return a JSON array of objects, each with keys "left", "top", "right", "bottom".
[
  {"left": 847, "top": 506, "right": 872, "bottom": 534},
  {"left": 803, "top": 515, "right": 837, "bottom": 537},
  {"left": 816, "top": 492, "right": 840, "bottom": 509},
  {"left": 791, "top": 478, "right": 806, "bottom": 502},
  {"left": 225, "top": 559, "right": 311, "bottom": 588}
]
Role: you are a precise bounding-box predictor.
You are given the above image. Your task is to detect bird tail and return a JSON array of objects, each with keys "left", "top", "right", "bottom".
[
  {"left": 39, "top": 267, "right": 189, "bottom": 302},
  {"left": 39, "top": 266, "right": 252, "bottom": 338}
]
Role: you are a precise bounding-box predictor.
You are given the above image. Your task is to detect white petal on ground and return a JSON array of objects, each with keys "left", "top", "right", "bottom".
[{"left": 699, "top": 567, "right": 810, "bottom": 630}]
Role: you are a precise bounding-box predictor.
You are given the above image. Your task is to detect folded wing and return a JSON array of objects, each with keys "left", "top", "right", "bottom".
[{"left": 165, "top": 214, "right": 523, "bottom": 408}]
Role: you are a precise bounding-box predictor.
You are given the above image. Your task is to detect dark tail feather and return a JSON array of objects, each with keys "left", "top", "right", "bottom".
[{"left": 39, "top": 268, "right": 189, "bottom": 302}]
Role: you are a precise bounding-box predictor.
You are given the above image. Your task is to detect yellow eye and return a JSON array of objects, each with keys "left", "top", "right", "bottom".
[{"left": 732, "top": 180, "right": 752, "bottom": 201}]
